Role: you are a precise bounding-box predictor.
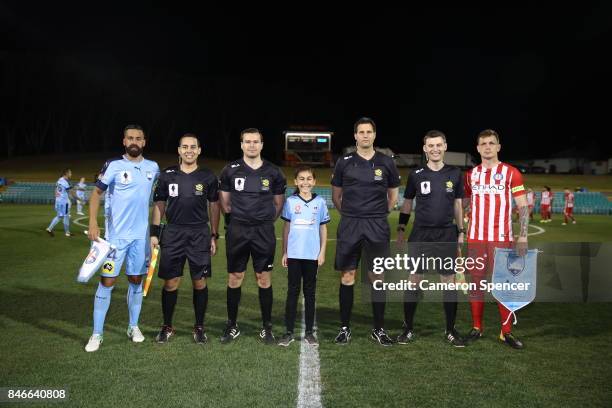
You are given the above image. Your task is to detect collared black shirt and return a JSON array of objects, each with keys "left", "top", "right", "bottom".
[
  {"left": 331, "top": 151, "right": 401, "bottom": 218},
  {"left": 153, "top": 165, "right": 219, "bottom": 226},
  {"left": 404, "top": 164, "right": 464, "bottom": 228},
  {"left": 219, "top": 158, "right": 286, "bottom": 224}
]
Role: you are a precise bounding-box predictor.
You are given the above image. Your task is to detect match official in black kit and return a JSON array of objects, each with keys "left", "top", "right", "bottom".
[
  {"left": 332, "top": 117, "right": 400, "bottom": 346},
  {"left": 218, "top": 128, "right": 286, "bottom": 345},
  {"left": 151, "top": 133, "right": 221, "bottom": 345},
  {"left": 396, "top": 130, "right": 466, "bottom": 347}
]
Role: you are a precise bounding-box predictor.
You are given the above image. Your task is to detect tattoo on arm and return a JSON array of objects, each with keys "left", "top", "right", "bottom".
[
  {"left": 519, "top": 206, "right": 529, "bottom": 237},
  {"left": 462, "top": 198, "right": 470, "bottom": 213}
]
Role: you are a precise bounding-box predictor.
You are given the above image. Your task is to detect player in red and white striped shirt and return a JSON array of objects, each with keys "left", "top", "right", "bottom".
[
  {"left": 463, "top": 129, "right": 530, "bottom": 349},
  {"left": 562, "top": 188, "right": 576, "bottom": 225},
  {"left": 539, "top": 186, "right": 553, "bottom": 223}
]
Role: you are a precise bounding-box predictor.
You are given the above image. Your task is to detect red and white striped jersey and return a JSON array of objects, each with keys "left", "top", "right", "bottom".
[
  {"left": 464, "top": 162, "right": 526, "bottom": 242},
  {"left": 565, "top": 192, "right": 574, "bottom": 208},
  {"left": 541, "top": 191, "right": 552, "bottom": 206}
]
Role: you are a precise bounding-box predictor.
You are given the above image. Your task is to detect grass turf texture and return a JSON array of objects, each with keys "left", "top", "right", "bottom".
[
  {"left": 1, "top": 205, "right": 611, "bottom": 407},
  {"left": 1, "top": 153, "right": 612, "bottom": 191}
]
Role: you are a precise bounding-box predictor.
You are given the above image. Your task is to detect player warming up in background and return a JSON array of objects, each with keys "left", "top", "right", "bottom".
[
  {"left": 539, "top": 186, "right": 553, "bottom": 223},
  {"left": 76, "top": 177, "right": 87, "bottom": 215},
  {"left": 562, "top": 188, "right": 576, "bottom": 225},
  {"left": 46, "top": 168, "right": 74, "bottom": 237}
]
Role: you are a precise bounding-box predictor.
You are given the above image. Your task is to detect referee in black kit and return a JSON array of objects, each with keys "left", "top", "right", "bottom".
[
  {"left": 332, "top": 117, "right": 400, "bottom": 346},
  {"left": 396, "top": 130, "right": 466, "bottom": 347},
  {"left": 151, "top": 133, "right": 220, "bottom": 344},
  {"left": 218, "top": 128, "right": 286, "bottom": 345}
]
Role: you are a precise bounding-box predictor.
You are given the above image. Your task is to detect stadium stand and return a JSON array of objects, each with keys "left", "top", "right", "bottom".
[{"left": 0, "top": 182, "right": 92, "bottom": 205}]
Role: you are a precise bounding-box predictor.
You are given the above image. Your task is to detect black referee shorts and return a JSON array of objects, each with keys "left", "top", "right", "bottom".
[
  {"left": 226, "top": 221, "right": 275, "bottom": 273},
  {"left": 335, "top": 216, "right": 390, "bottom": 271},
  {"left": 408, "top": 226, "right": 458, "bottom": 275},
  {"left": 158, "top": 224, "right": 211, "bottom": 280}
]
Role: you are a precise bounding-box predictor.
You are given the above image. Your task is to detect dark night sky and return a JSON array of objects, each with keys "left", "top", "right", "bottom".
[{"left": 1, "top": 4, "right": 611, "bottom": 161}]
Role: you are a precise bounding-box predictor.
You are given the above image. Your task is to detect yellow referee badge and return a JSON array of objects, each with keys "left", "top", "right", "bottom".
[
  {"left": 262, "top": 179, "right": 270, "bottom": 187},
  {"left": 195, "top": 183, "right": 204, "bottom": 191},
  {"left": 374, "top": 168, "right": 383, "bottom": 181},
  {"left": 446, "top": 180, "right": 454, "bottom": 192}
]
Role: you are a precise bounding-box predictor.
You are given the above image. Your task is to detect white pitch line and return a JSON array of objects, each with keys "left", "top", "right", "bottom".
[
  {"left": 527, "top": 224, "right": 546, "bottom": 236},
  {"left": 297, "top": 299, "right": 323, "bottom": 408},
  {"left": 73, "top": 216, "right": 105, "bottom": 230}
]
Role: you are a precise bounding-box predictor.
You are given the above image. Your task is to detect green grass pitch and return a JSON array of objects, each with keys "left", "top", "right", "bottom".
[{"left": 1, "top": 204, "right": 611, "bottom": 407}]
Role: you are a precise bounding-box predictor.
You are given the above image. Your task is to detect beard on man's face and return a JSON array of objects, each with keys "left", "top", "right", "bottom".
[{"left": 126, "top": 144, "right": 143, "bottom": 157}]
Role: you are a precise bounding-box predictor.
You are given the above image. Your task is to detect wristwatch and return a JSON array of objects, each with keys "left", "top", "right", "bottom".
[
  {"left": 211, "top": 232, "right": 220, "bottom": 240},
  {"left": 457, "top": 228, "right": 465, "bottom": 234},
  {"left": 397, "top": 225, "right": 406, "bottom": 232}
]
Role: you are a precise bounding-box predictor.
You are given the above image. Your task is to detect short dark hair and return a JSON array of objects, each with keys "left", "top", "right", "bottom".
[
  {"left": 477, "top": 129, "right": 500, "bottom": 144},
  {"left": 124, "top": 124, "right": 146, "bottom": 138},
  {"left": 62, "top": 168, "right": 71, "bottom": 176},
  {"left": 293, "top": 165, "right": 315, "bottom": 194},
  {"left": 353, "top": 117, "right": 376, "bottom": 134},
  {"left": 423, "top": 130, "right": 446, "bottom": 144},
  {"left": 179, "top": 133, "right": 200, "bottom": 147},
  {"left": 294, "top": 165, "right": 316, "bottom": 180},
  {"left": 240, "top": 128, "right": 263, "bottom": 142}
]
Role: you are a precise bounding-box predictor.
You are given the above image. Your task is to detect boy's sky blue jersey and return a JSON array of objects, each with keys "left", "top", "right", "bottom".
[
  {"left": 281, "top": 193, "right": 330, "bottom": 260},
  {"left": 96, "top": 156, "right": 159, "bottom": 240},
  {"left": 55, "top": 177, "right": 71, "bottom": 204}
]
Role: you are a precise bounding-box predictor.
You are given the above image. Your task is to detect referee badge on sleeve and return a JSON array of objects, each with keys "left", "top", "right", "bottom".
[{"left": 169, "top": 184, "right": 178, "bottom": 197}]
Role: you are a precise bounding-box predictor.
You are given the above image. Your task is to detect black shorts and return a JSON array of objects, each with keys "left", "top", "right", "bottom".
[
  {"left": 158, "top": 224, "right": 211, "bottom": 280},
  {"left": 226, "top": 221, "right": 275, "bottom": 273},
  {"left": 335, "top": 216, "right": 390, "bottom": 271},
  {"left": 408, "top": 226, "right": 458, "bottom": 275}
]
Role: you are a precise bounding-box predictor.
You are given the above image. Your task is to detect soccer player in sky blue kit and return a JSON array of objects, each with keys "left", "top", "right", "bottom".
[
  {"left": 84, "top": 124, "right": 159, "bottom": 352},
  {"left": 46, "top": 168, "right": 75, "bottom": 237},
  {"left": 278, "top": 166, "right": 330, "bottom": 347},
  {"left": 75, "top": 177, "right": 87, "bottom": 215}
]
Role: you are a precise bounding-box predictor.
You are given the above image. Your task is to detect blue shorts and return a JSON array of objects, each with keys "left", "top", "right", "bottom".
[
  {"left": 100, "top": 239, "right": 149, "bottom": 278},
  {"left": 55, "top": 201, "right": 71, "bottom": 217}
]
